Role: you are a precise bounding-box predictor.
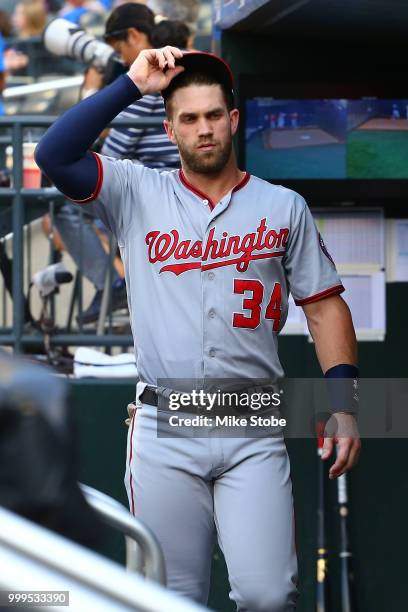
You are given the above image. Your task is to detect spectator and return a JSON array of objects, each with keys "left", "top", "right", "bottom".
[
  {"left": 150, "top": 19, "right": 190, "bottom": 50},
  {"left": 100, "top": 3, "right": 180, "bottom": 168},
  {"left": 147, "top": 0, "right": 199, "bottom": 48},
  {"left": 6, "top": 2, "right": 49, "bottom": 77},
  {"left": 12, "top": 1, "right": 47, "bottom": 39},
  {"left": 58, "top": 0, "right": 106, "bottom": 25},
  {"left": 0, "top": 10, "right": 27, "bottom": 75}
]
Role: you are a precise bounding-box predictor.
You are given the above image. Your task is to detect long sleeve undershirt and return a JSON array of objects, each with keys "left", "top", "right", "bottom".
[{"left": 35, "top": 74, "right": 142, "bottom": 202}]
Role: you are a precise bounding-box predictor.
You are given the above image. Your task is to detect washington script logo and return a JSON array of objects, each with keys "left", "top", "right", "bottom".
[{"left": 145, "top": 218, "right": 289, "bottom": 275}]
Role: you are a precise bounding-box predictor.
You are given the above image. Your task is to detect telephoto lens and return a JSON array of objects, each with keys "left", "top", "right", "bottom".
[{"left": 43, "top": 18, "right": 116, "bottom": 71}]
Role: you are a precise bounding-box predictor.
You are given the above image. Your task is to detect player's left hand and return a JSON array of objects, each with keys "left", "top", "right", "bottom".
[
  {"left": 321, "top": 413, "right": 361, "bottom": 479},
  {"left": 124, "top": 401, "right": 136, "bottom": 428}
]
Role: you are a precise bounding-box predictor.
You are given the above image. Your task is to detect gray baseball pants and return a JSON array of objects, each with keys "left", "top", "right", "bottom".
[{"left": 124, "top": 402, "right": 299, "bottom": 611}]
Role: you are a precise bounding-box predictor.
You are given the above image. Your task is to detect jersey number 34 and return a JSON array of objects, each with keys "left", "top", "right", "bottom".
[{"left": 232, "top": 279, "right": 282, "bottom": 331}]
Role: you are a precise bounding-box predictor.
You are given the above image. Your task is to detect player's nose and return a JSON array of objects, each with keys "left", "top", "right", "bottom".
[{"left": 196, "top": 117, "right": 213, "bottom": 136}]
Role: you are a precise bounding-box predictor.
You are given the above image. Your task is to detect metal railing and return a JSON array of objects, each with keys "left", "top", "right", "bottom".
[
  {"left": 0, "top": 114, "right": 164, "bottom": 353},
  {"left": 3, "top": 76, "right": 85, "bottom": 99},
  {"left": 4, "top": 35, "right": 85, "bottom": 80},
  {"left": 80, "top": 483, "right": 166, "bottom": 584},
  {"left": 0, "top": 505, "right": 209, "bottom": 612}
]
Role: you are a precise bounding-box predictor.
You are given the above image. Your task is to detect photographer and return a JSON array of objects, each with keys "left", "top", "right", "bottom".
[
  {"left": 51, "top": 3, "right": 183, "bottom": 324},
  {"left": 100, "top": 5, "right": 183, "bottom": 167}
]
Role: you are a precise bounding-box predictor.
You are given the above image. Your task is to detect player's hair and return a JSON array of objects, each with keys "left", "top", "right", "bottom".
[{"left": 164, "top": 72, "right": 235, "bottom": 118}]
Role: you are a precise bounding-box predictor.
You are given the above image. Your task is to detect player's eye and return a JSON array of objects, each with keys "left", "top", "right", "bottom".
[{"left": 208, "top": 111, "right": 223, "bottom": 119}]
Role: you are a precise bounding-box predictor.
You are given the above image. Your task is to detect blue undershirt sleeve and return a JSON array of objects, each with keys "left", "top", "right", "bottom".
[{"left": 35, "top": 74, "right": 142, "bottom": 202}]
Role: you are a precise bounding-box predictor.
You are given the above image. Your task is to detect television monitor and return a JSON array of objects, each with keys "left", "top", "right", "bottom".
[{"left": 239, "top": 77, "right": 408, "bottom": 210}]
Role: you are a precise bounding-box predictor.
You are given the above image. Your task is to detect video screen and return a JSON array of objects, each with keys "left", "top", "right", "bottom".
[{"left": 245, "top": 98, "right": 408, "bottom": 179}]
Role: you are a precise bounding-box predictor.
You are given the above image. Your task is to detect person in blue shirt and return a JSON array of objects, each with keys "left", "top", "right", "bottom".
[
  {"left": 59, "top": 1, "right": 106, "bottom": 26},
  {"left": 98, "top": 0, "right": 113, "bottom": 9}
]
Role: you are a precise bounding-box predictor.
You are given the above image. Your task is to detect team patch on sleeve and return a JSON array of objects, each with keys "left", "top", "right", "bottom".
[{"left": 318, "top": 233, "right": 335, "bottom": 266}]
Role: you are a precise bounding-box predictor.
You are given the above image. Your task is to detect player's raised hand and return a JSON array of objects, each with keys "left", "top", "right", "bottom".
[{"left": 127, "top": 47, "right": 185, "bottom": 96}]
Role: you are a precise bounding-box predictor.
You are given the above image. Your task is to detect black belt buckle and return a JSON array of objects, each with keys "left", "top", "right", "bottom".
[{"left": 140, "top": 387, "right": 158, "bottom": 407}]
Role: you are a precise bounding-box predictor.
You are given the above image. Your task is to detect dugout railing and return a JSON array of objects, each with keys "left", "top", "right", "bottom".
[
  {"left": 79, "top": 483, "right": 166, "bottom": 583},
  {"left": 0, "top": 504, "right": 208, "bottom": 612},
  {"left": 0, "top": 114, "right": 164, "bottom": 353}
]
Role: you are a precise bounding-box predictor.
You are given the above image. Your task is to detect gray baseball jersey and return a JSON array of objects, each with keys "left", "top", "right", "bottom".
[{"left": 88, "top": 154, "right": 344, "bottom": 385}]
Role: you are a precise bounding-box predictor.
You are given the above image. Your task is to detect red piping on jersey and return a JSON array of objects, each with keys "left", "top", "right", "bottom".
[
  {"left": 294, "top": 284, "right": 345, "bottom": 306},
  {"left": 69, "top": 151, "right": 104, "bottom": 204},
  {"left": 159, "top": 250, "right": 286, "bottom": 275},
  {"left": 128, "top": 412, "right": 136, "bottom": 515},
  {"left": 232, "top": 171, "right": 250, "bottom": 193},
  {"left": 179, "top": 169, "right": 251, "bottom": 210}
]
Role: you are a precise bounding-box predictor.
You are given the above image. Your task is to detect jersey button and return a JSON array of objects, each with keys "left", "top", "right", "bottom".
[
  {"left": 209, "top": 309, "right": 216, "bottom": 319},
  {"left": 208, "top": 272, "right": 215, "bottom": 280},
  {"left": 202, "top": 199, "right": 209, "bottom": 206},
  {"left": 209, "top": 348, "right": 216, "bottom": 357}
]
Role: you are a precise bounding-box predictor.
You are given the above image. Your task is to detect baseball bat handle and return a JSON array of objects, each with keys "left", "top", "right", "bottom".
[
  {"left": 316, "top": 426, "right": 329, "bottom": 612},
  {"left": 338, "top": 473, "right": 357, "bottom": 612}
]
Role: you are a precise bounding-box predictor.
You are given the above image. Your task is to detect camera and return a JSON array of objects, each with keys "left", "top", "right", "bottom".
[{"left": 43, "top": 18, "right": 126, "bottom": 79}]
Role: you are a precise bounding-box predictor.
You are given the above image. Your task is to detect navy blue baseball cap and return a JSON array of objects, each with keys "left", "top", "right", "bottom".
[{"left": 162, "top": 51, "right": 234, "bottom": 102}]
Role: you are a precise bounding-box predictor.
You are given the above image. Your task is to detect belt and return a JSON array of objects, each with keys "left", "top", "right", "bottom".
[
  {"left": 139, "top": 385, "right": 280, "bottom": 416},
  {"left": 139, "top": 386, "right": 159, "bottom": 406}
]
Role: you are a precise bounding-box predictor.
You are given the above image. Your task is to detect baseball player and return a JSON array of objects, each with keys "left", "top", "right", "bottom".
[
  {"left": 36, "top": 47, "right": 361, "bottom": 611},
  {"left": 391, "top": 103, "right": 400, "bottom": 120},
  {"left": 277, "top": 111, "right": 286, "bottom": 128}
]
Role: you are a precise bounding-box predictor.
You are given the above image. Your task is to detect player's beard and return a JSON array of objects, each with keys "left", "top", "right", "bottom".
[{"left": 176, "top": 136, "right": 233, "bottom": 175}]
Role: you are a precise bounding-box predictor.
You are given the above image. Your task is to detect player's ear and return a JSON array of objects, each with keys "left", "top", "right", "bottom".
[
  {"left": 230, "top": 109, "right": 239, "bottom": 136},
  {"left": 163, "top": 119, "right": 176, "bottom": 144}
]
